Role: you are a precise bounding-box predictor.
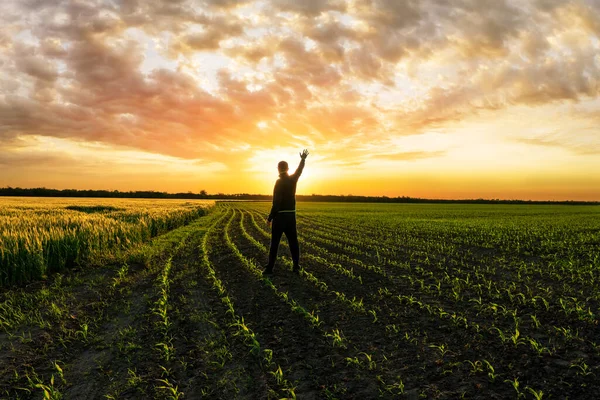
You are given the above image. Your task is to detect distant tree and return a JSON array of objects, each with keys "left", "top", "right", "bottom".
[{"left": 0, "top": 187, "right": 597, "bottom": 205}]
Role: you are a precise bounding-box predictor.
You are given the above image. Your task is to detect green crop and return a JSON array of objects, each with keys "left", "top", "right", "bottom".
[{"left": 0, "top": 197, "right": 213, "bottom": 286}]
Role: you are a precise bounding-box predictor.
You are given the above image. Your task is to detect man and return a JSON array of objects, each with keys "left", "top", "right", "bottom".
[{"left": 264, "top": 149, "right": 309, "bottom": 275}]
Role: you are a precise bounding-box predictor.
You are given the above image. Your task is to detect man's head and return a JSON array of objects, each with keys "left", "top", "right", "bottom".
[{"left": 278, "top": 161, "right": 289, "bottom": 174}]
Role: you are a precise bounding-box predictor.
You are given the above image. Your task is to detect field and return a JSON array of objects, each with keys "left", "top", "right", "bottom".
[
  {"left": 1, "top": 200, "right": 600, "bottom": 399},
  {"left": 0, "top": 197, "right": 213, "bottom": 286}
]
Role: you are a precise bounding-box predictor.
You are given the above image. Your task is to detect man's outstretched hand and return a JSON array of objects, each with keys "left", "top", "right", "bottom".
[{"left": 300, "top": 149, "right": 309, "bottom": 160}]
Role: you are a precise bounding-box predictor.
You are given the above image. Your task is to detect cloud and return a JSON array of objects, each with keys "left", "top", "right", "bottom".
[
  {"left": 171, "top": 15, "right": 245, "bottom": 53},
  {"left": 1, "top": 0, "right": 599, "bottom": 180},
  {"left": 275, "top": 37, "right": 342, "bottom": 87},
  {"left": 374, "top": 150, "right": 445, "bottom": 161},
  {"left": 300, "top": 18, "right": 355, "bottom": 62},
  {"left": 0, "top": 150, "right": 68, "bottom": 167},
  {"left": 515, "top": 134, "right": 600, "bottom": 156},
  {"left": 203, "top": 0, "right": 255, "bottom": 9},
  {"left": 273, "top": 0, "right": 346, "bottom": 16},
  {"left": 0, "top": 136, "right": 75, "bottom": 167},
  {"left": 344, "top": 45, "right": 392, "bottom": 83},
  {"left": 16, "top": 55, "right": 59, "bottom": 82}
]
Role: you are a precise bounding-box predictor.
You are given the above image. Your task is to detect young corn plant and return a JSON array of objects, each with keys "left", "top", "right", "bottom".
[
  {"left": 231, "top": 318, "right": 262, "bottom": 356},
  {"left": 360, "top": 352, "right": 377, "bottom": 370},
  {"left": 482, "top": 360, "right": 497, "bottom": 383},
  {"left": 270, "top": 365, "right": 285, "bottom": 386},
  {"left": 156, "top": 376, "right": 184, "bottom": 400},
  {"left": 384, "top": 379, "right": 405, "bottom": 395},
  {"left": 525, "top": 387, "right": 544, "bottom": 400},
  {"left": 570, "top": 359, "right": 593, "bottom": 377},
  {"left": 345, "top": 356, "right": 362, "bottom": 368},
  {"left": 466, "top": 360, "right": 484, "bottom": 375},
  {"left": 26, "top": 368, "right": 62, "bottom": 400},
  {"left": 326, "top": 329, "right": 347, "bottom": 348},
  {"left": 75, "top": 322, "right": 91, "bottom": 343},
  {"left": 528, "top": 338, "right": 552, "bottom": 356},
  {"left": 504, "top": 377, "right": 524, "bottom": 398},
  {"left": 429, "top": 343, "right": 451, "bottom": 358}
]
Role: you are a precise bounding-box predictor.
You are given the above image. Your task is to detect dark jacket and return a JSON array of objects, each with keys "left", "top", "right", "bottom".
[{"left": 268, "top": 159, "right": 305, "bottom": 221}]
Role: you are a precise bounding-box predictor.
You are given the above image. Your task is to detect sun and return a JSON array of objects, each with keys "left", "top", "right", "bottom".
[{"left": 256, "top": 121, "right": 268, "bottom": 130}]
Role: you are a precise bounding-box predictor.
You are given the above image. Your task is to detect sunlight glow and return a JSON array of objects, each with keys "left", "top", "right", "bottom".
[{"left": 256, "top": 121, "right": 268, "bottom": 129}]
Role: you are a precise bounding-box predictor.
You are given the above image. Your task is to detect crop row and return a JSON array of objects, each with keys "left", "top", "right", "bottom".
[
  {"left": 285, "top": 212, "right": 600, "bottom": 340},
  {"left": 232, "top": 202, "right": 599, "bottom": 397},
  {"left": 212, "top": 206, "right": 424, "bottom": 397}
]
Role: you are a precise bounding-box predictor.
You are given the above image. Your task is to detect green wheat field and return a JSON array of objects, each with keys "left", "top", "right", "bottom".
[{"left": 1, "top": 198, "right": 599, "bottom": 399}]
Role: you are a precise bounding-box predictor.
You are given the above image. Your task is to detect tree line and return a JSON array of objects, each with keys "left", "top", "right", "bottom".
[{"left": 0, "top": 187, "right": 598, "bottom": 205}]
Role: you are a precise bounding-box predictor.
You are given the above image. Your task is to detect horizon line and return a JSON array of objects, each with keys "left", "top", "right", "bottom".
[{"left": 1, "top": 187, "right": 599, "bottom": 204}]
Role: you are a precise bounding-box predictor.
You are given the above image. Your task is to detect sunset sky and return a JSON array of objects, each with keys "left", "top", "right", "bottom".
[{"left": 1, "top": 0, "right": 599, "bottom": 200}]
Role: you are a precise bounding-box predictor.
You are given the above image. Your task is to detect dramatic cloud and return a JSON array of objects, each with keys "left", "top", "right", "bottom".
[{"left": 0, "top": 0, "right": 599, "bottom": 199}]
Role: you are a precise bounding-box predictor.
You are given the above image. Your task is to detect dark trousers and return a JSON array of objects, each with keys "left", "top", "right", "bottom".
[{"left": 267, "top": 213, "right": 299, "bottom": 269}]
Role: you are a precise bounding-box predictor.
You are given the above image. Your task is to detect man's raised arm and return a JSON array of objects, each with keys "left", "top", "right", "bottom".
[{"left": 292, "top": 149, "right": 309, "bottom": 180}]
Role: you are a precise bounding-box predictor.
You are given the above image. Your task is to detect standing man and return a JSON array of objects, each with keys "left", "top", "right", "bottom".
[{"left": 264, "top": 149, "right": 309, "bottom": 275}]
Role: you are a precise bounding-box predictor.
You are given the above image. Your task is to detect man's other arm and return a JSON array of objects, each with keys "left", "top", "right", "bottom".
[{"left": 268, "top": 181, "right": 282, "bottom": 222}]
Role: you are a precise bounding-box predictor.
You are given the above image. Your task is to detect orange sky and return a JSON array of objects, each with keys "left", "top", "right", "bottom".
[{"left": 1, "top": 0, "right": 600, "bottom": 200}]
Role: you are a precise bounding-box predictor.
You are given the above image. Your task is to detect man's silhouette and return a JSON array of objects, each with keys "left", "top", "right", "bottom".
[{"left": 264, "top": 149, "right": 309, "bottom": 275}]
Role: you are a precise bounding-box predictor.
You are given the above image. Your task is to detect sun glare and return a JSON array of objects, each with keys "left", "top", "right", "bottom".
[{"left": 256, "top": 121, "right": 268, "bottom": 129}]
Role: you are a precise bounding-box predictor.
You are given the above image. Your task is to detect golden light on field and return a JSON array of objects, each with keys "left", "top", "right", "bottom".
[{"left": 1, "top": 1, "right": 600, "bottom": 200}]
